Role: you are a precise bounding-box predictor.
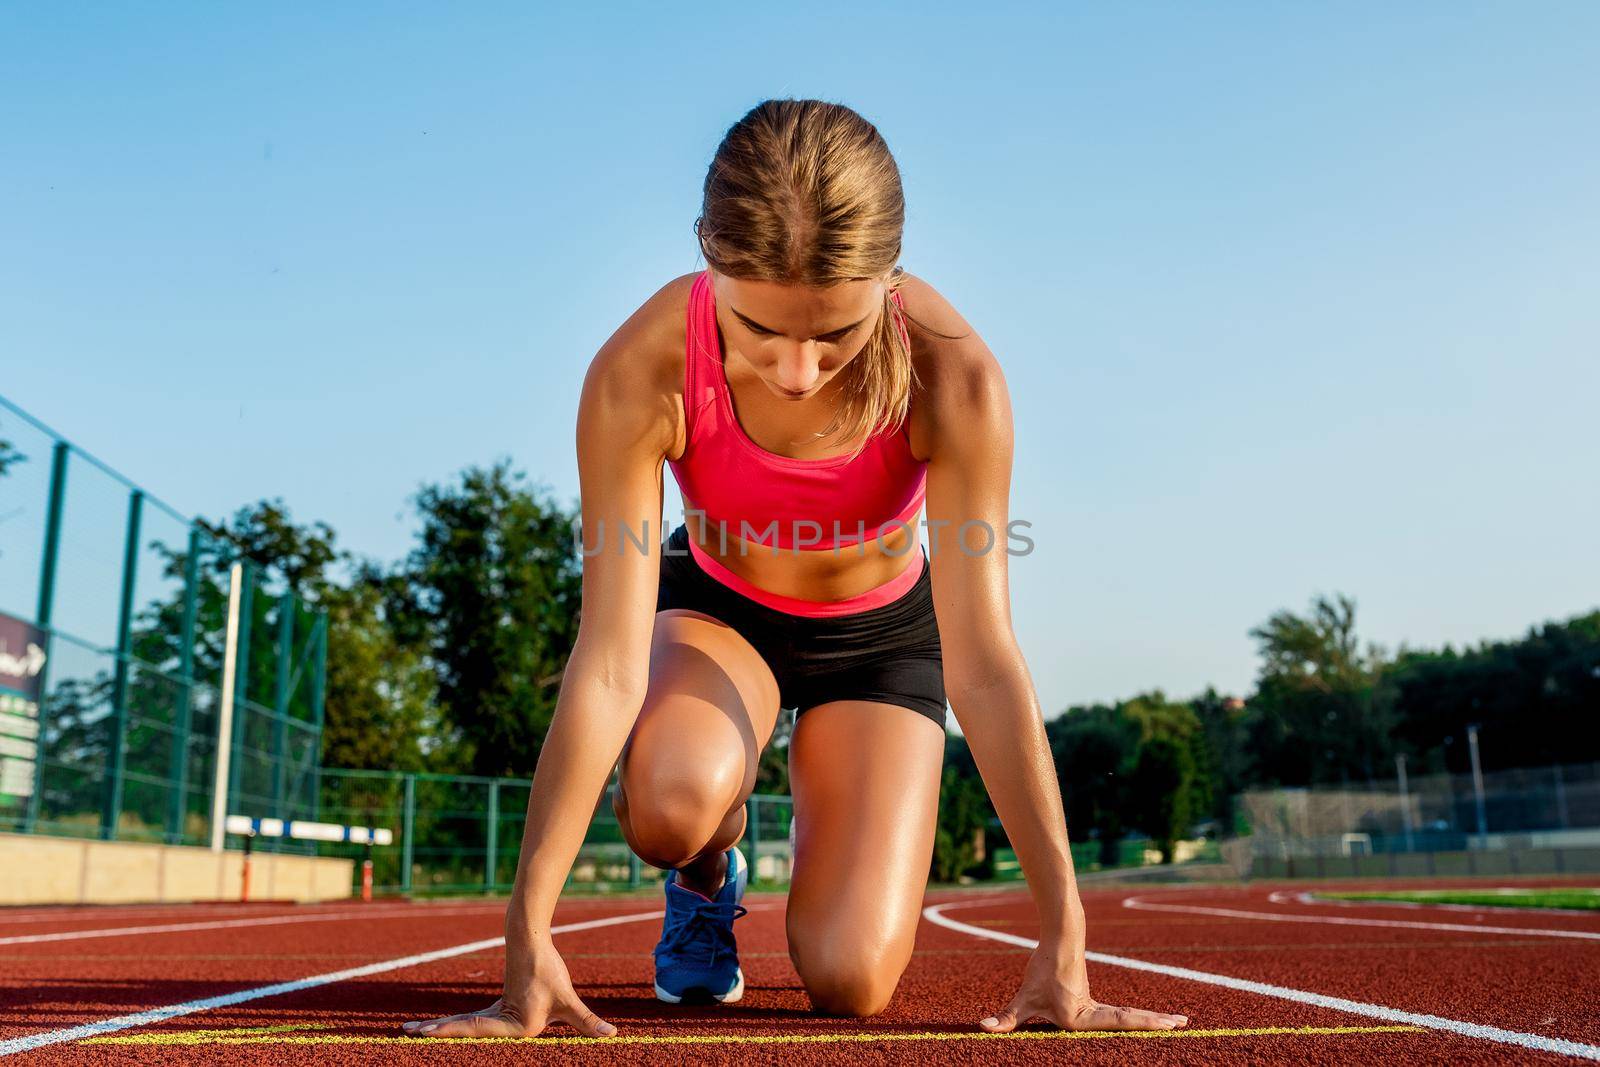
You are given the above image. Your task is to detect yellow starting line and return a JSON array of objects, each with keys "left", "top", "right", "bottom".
[{"left": 86, "top": 1023, "right": 1425, "bottom": 1047}]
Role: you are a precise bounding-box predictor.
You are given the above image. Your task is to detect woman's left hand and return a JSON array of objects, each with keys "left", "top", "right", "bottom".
[{"left": 978, "top": 944, "right": 1189, "bottom": 1034}]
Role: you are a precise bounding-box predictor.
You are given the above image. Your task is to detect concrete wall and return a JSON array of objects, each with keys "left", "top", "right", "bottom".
[
  {"left": 1077, "top": 862, "right": 1239, "bottom": 885},
  {"left": 1249, "top": 846, "right": 1600, "bottom": 880},
  {"left": 0, "top": 831, "right": 355, "bottom": 905}
]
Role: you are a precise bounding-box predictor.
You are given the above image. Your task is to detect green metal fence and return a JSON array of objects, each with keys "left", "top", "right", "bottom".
[
  {"left": 314, "top": 767, "right": 794, "bottom": 896},
  {"left": 0, "top": 394, "right": 326, "bottom": 846},
  {"left": 1239, "top": 760, "right": 1600, "bottom": 858}
]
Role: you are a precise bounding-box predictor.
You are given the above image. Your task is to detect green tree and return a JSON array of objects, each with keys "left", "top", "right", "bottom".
[
  {"left": 1125, "top": 736, "right": 1196, "bottom": 864},
  {"left": 317, "top": 565, "right": 440, "bottom": 772},
  {"left": 1246, "top": 594, "right": 1393, "bottom": 787},
  {"left": 200, "top": 499, "right": 341, "bottom": 597},
  {"left": 1046, "top": 693, "right": 1213, "bottom": 866},
  {"left": 395, "top": 460, "right": 582, "bottom": 777},
  {"left": 1383, "top": 610, "right": 1600, "bottom": 773},
  {"left": 754, "top": 712, "right": 793, "bottom": 796},
  {"left": 1122, "top": 691, "right": 1212, "bottom": 834},
  {"left": 1047, "top": 704, "right": 1138, "bottom": 866},
  {"left": 932, "top": 764, "right": 989, "bottom": 882},
  {"left": 1190, "top": 687, "right": 1248, "bottom": 831},
  {"left": 208, "top": 500, "right": 444, "bottom": 770},
  {"left": 1119, "top": 691, "right": 1211, "bottom": 861},
  {"left": 934, "top": 734, "right": 997, "bottom": 880},
  {"left": 130, "top": 500, "right": 438, "bottom": 778}
]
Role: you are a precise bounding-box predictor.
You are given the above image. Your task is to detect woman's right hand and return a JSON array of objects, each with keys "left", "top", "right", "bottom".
[{"left": 401, "top": 930, "right": 616, "bottom": 1040}]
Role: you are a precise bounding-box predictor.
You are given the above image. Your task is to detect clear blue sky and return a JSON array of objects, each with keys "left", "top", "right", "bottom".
[{"left": 3, "top": 3, "right": 1596, "bottom": 713}]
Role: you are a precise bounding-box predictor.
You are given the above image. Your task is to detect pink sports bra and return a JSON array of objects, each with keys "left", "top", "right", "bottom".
[{"left": 667, "top": 270, "right": 928, "bottom": 617}]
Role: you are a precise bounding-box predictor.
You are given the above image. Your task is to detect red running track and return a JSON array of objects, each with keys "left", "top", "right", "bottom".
[{"left": 2, "top": 877, "right": 1597, "bottom": 1064}]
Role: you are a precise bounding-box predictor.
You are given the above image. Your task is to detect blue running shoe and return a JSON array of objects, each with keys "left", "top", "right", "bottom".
[{"left": 653, "top": 846, "right": 749, "bottom": 1004}]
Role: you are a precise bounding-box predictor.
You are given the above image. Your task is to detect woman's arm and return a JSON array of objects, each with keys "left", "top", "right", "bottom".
[
  {"left": 405, "top": 284, "right": 683, "bottom": 1041},
  {"left": 911, "top": 278, "right": 1189, "bottom": 1034},
  {"left": 507, "top": 301, "right": 678, "bottom": 940}
]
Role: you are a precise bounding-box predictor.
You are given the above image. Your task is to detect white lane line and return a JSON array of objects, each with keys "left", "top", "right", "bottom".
[
  {"left": 0, "top": 905, "right": 315, "bottom": 926},
  {"left": 0, "top": 899, "right": 510, "bottom": 923},
  {"left": 0, "top": 901, "right": 510, "bottom": 928},
  {"left": 0, "top": 909, "right": 664, "bottom": 1057},
  {"left": 0, "top": 901, "right": 510, "bottom": 933},
  {"left": 0, "top": 904, "right": 520, "bottom": 946},
  {"left": 923, "top": 900, "right": 1600, "bottom": 1062},
  {"left": 1293, "top": 890, "right": 1600, "bottom": 918},
  {"left": 1122, "top": 895, "right": 1600, "bottom": 942}
]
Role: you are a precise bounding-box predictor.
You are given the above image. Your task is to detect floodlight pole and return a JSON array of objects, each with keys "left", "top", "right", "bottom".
[
  {"left": 1466, "top": 723, "right": 1488, "bottom": 848},
  {"left": 1395, "top": 754, "right": 1414, "bottom": 853},
  {"left": 210, "top": 563, "right": 244, "bottom": 853}
]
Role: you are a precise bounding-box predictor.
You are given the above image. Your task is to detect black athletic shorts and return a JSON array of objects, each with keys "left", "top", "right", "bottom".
[{"left": 656, "top": 523, "right": 948, "bottom": 728}]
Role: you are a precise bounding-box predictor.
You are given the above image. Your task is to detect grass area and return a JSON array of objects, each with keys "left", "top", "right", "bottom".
[{"left": 1321, "top": 888, "right": 1600, "bottom": 911}]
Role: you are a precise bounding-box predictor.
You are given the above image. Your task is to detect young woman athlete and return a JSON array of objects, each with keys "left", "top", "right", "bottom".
[{"left": 403, "top": 99, "right": 1190, "bottom": 1039}]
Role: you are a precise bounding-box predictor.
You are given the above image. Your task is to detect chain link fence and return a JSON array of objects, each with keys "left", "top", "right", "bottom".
[
  {"left": 1240, "top": 760, "right": 1600, "bottom": 860},
  {"left": 315, "top": 768, "right": 794, "bottom": 895},
  {"left": 0, "top": 394, "right": 326, "bottom": 846}
]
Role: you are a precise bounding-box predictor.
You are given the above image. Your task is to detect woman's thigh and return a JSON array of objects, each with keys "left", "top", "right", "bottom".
[
  {"left": 612, "top": 608, "right": 783, "bottom": 867},
  {"left": 785, "top": 699, "right": 946, "bottom": 1017}
]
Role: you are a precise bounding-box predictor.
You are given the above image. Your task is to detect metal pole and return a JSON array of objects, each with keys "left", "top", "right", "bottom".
[
  {"left": 165, "top": 527, "right": 202, "bottom": 842},
  {"left": 227, "top": 561, "right": 255, "bottom": 809},
  {"left": 746, "top": 796, "right": 760, "bottom": 886},
  {"left": 102, "top": 489, "right": 144, "bottom": 840},
  {"left": 1467, "top": 724, "right": 1488, "bottom": 847},
  {"left": 480, "top": 780, "right": 499, "bottom": 895},
  {"left": 310, "top": 610, "right": 327, "bottom": 822},
  {"left": 1396, "top": 754, "right": 1414, "bottom": 853},
  {"left": 34, "top": 443, "right": 69, "bottom": 627},
  {"left": 1554, "top": 764, "right": 1569, "bottom": 829},
  {"left": 400, "top": 773, "right": 415, "bottom": 895},
  {"left": 24, "top": 442, "right": 69, "bottom": 833},
  {"left": 486, "top": 780, "right": 500, "bottom": 894},
  {"left": 209, "top": 563, "right": 244, "bottom": 852},
  {"left": 271, "top": 592, "right": 294, "bottom": 821}
]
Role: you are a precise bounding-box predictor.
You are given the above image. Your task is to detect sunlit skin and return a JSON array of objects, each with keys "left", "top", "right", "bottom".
[
  {"left": 716, "top": 274, "right": 880, "bottom": 402},
  {"left": 400, "top": 270, "right": 1191, "bottom": 1039},
  {"left": 693, "top": 272, "right": 919, "bottom": 601}
]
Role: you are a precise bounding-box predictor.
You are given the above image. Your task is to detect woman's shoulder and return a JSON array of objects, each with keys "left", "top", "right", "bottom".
[
  {"left": 583, "top": 272, "right": 703, "bottom": 396},
  {"left": 589, "top": 271, "right": 699, "bottom": 377},
  {"left": 579, "top": 272, "right": 702, "bottom": 459},
  {"left": 895, "top": 271, "right": 1009, "bottom": 450}
]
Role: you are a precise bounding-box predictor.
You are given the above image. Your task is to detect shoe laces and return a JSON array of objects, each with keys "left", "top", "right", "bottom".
[{"left": 660, "top": 896, "right": 748, "bottom": 967}]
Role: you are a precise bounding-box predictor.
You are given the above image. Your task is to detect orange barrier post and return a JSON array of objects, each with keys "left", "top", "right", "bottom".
[
  {"left": 240, "top": 831, "right": 254, "bottom": 902},
  {"left": 223, "top": 815, "right": 393, "bottom": 902}
]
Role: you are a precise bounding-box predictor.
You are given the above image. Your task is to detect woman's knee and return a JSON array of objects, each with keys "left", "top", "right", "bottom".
[
  {"left": 789, "top": 938, "right": 908, "bottom": 1018},
  {"left": 612, "top": 610, "right": 778, "bottom": 869},
  {"left": 615, "top": 746, "right": 744, "bottom": 868}
]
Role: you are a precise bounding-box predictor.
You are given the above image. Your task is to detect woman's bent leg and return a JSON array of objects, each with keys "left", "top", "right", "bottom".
[
  {"left": 613, "top": 609, "right": 781, "bottom": 883},
  {"left": 786, "top": 700, "right": 945, "bottom": 1017}
]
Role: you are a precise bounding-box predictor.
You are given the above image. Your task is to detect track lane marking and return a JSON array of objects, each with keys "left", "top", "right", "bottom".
[
  {"left": 83, "top": 1023, "right": 1424, "bottom": 1046},
  {"left": 0, "top": 905, "right": 339, "bottom": 926},
  {"left": 1294, "top": 889, "right": 1600, "bottom": 918},
  {"left": 0, "top": 900, "right": 513, "bottom": 925},
  {"left": 0, "top": 903, "right": 534, "bottom": 946},
  {"left": 923, "top": 900, "right": 1600, "bottom": 1061},
  {"left": 0, "top": 909, "right": 663, "bottom": 1056},
  {"left": 1123, "top": 894, "right": 1600, "bottom": 941}
]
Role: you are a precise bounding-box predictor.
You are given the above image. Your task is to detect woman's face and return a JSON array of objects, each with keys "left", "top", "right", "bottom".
[{"left": 712, "top": 273, "right": 886, "bottom": 400}]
